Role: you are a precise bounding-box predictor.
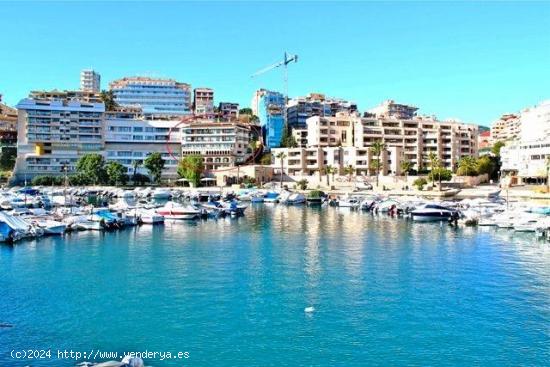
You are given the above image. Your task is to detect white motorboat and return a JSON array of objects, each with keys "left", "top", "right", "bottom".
[
  {"left": 513, "top": 214, "right": 543, "bottom": 232},
  {"left": 280, "top": 192, "right": 305, "bottom": 205},
  {"left": 136, "top": 208, "right": 165, "bottom": 224},
  {"left": 410, "top": 204, "right": 459, "bottom": 222},
  {"left": 337, "top": 195, "right": 361, "bottom": 209},
  {"left": 156, "top": 201, "right": 201, "bottom": 220},
  {"left": 25, "top": 217, "right": 66, "bottom": 235},
  {"left": 152, "top": 188, "right": 172, "bottom": 200}
]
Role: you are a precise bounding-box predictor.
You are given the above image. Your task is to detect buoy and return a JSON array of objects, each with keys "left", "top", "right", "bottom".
[{"left": 304, "top": 306, "right": 315, "bottom": 313}]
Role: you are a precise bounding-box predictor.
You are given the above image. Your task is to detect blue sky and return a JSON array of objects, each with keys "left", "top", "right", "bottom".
[{"left": 0, "top": 1, "right": 548, "bottom": 126}]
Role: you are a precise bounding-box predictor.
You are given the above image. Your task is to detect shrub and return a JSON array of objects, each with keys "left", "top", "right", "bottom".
[
  {"left": 297, "top": 179, "right": 308, "bottom": 190},
  {"left": 308, "top": 190, "right": 323, "bottom": 198},
  {"left": 413, "top": 177, "right": 427, "bottom": 190},
  {"left": 428, "top": 168, "right": 452, "bottom": 182},
  {"left": 31, "top": 175, "right": 64, "bottom": 186}
]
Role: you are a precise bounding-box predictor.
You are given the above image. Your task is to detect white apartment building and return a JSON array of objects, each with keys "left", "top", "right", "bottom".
[
  {"left": 14, "top": 98, "right": 104, "bottom": 181},
  {"left": 500, "top": 100, "right": 550, "bottom": 181},
  {"left": 181, "top": 122, "right": 252, "bottom": 171},
  {"left": 80, "top": 69, "right": 101, "bottom": 93},
  {"left": 110, "top": 77, "right": 192, "bottom": 118},
  {"left": 104, "top": 109, "right": 181, "bottom": 178},
  {"left": 273, "top": 111, "right": 478, "bottom": 176},
  {"left": 490, "top": 113, "right": 521, "bottom": 142}
]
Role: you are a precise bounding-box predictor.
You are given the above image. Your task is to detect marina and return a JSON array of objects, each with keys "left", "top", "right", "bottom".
[
  {"left": 1, "top": 196, "right": 549, "bottom": 366},
  {"left": 2, "top": 186, "right": 550, "bottom": 243}
]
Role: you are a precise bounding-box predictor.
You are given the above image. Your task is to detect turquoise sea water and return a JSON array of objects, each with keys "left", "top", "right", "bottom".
[{"left": 1, "top": 205, "right": 549, "bottom": 366}]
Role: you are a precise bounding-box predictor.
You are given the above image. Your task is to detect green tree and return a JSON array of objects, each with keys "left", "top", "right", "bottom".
[
  {"left": 260, "top": 153, "right": 272, "bottom": 165},
  {"left": 491, "top": 141, "right": 505, "bottom": 157},
  {"left": 106, "top": 161, "right": 128, "bottom": 186},
  {"left": 76, "top": 153, "right": 107, "bottom": 185},
  {"left": 100, "top": 90, "right": 118, "bottom": 111},
  {"left": 428, "top": 168, "right": 452, "bottom": 183},
  {"left": 177, "top": 155, "right": 204, "bottom": 187},
  {"left": 476, "top": 156, "right": 494, "bottom": 175},
  {"left": 400, "top": 159, "right": 413, "bottom": 185},
  {"left": 413, "top": 177, "right": 427, "bottom": 190},
  {"left": 131, "top": 160, "right": 142, "bottom": 184},
  {"left": 370, "top": 140, "right": 386, "bottom": 187},
  {"left": 0, "top": 147, "right": 16, "bottom": 171},
  {"left": 344, "top": 165, "right": 355, "bottom": 182},
  {"left": 239, "top": 108, "right": 253, "bottom": 115},
  {"left": 279, "top": 124, "right": 297, "bottom": 148},
  {"left": 275, "top": 151, "right": 287, "bottom": 188},
  {"left": 323, "top": 165, "right": 336, "bottom": 186},
  {"left": 297, "top": 179, "right": 308, "bottom": 190},
  {"left": 144, "top": 152, "right": 165, "bottom": 184},
  {"left": 427, "top": 152, "right": 441, "bottom": 188},
  {"left": 456, "top": 156, "right": 479, "bottom": 176}
]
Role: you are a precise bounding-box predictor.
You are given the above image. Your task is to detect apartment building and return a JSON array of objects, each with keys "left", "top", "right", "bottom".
[
  {"left": 500, "top": 100, "right": 550, "bottom": 181},
  {"left": 0, "top": 95, "right": 17, "bottom": 131},
  {"left": 104, "top": 108, "right": 181, "bottom": 178},
  {"left": 181, "top": 121, "right": 252, "bottom": 171},
  {"left": 193, "top": 88, "right": 214, "bottom": 116},
  {"left": 14, "top": 97, "right": 104, "bottom": 181},
  {"left": 251, "top": 89, "right": 285, "bottom": 149},
  {"left": 367, "top": 100, "right": 418, "bottom": 120},
  {"left": 0, "top": 95, "right": 17, "bottom": 155},
  {"left": 80, "top": 69, "right": 101, "bottom": 93},
  {"left": 286, "top": 93, "right": 357, "bottom": 129},
  {"left": 218, "top": 102, "right": 239, "bottom": 121},
  {"left": 109, "top": 77, "right": 192, "bottom": 118},
  {"left": 490, "top": 113, "right": 520, "bottom": 142},
  {"left": 354, "top": 115, "right": 478, "bottom": 171},
  {"left": 272, "top": 146, "right": 397, "bottom": 176},
  {"left": 306, "top": 112, "right": 355, "bottom": 148},
  {"left": 272, "top": 108, "right": 478, "bottom": 176},
  {"left": 30, "top": 90, "right": 102, "bottom": 103}
]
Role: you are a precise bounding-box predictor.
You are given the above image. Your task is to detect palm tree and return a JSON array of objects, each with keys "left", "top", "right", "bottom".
[
  {"left": 275, "top": 152, "right": 287, "bottom": 189},
  {"left": 325, "top": 164, "right": 334, "bottom": 186},
  {"left": 132, "top": 160, "right": 141, "bottom": 184},
  {"left": 370, "top": 140, "right": 385, "bottom": 187},
  {"left": 344, "top": 165, "right": 355, "bottom": 183},
  {"left": 400, "top": 160, "right": 413, "bottom": 187},
  {"left": 428, "top": 152, "right": 440, "bottom": 188},
  {"left": 456, "top": 156, "right": 478, "bottom": 177}
]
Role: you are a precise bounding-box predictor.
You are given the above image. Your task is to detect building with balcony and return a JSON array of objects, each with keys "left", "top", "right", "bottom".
[
  {"left": 286, "top": 93, "right": 357, "bottom": 129},
  {"left": 80, "top": 69, "right": 101, "bottom": 93},
  {"left": 181, "top": 121, "right": 252, "bottom": 171},
  {"left": 30, "top": 90, "right": 102, "bottom": 103},
  {"left": 251, "top": 89, "right": 285, "bottom": 149},
  {"left": 306, "top": 112, "right": 356, "bottom": 148},
  {"left": 490, "top": 113, "right": 521, "bottom": 142},
  {"left": 14, "top": 97, "right": 105, "bottom": 182},
  {"left": 218, "top": 102, "right": 239, "bottom": 121},
  {"left": 0, "top": 95, "right": 17, "bottom": 131},
  {"left": 109, "top": 77, "right": 191, "bottom": 118},
  {"left": 104, "top": 108, "right": 181, "bottom": 179},
  {"left": 500, "top": 100, "right": 550, "bottom": 182},
  {"left": 0, "top": 95, "right": 18, "bottom": 159},
  {"left": 367, "top": 100, "right": 418, "bottom": 120},
  {"left": 193, "top": 88, "right": 214, "bottom": 116},
  {"left": 272, "top": 109, "right": 478, "bottom": 177}
]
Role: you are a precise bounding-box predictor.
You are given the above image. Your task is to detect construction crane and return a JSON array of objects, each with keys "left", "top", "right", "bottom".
[{"left": 251, "top": 52, "right": 298, "bottom": 106}]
